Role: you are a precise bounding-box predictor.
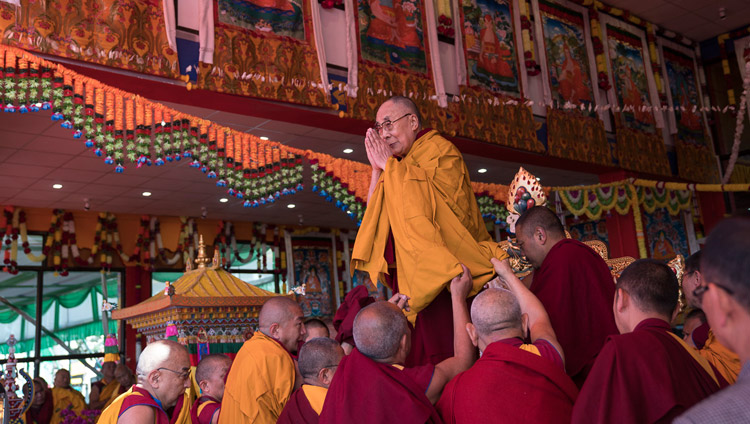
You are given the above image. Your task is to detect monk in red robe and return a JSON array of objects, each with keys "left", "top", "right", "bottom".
[
  {"left": 681, "top": 251, "right": 741, "bottom": 383},
  {"left": 572, "top": 259, "right": 722, "bottom": 423},
  {"left": 438, "top": 258, "right": 577, "bottom": 423},
  {"left": 515, "top": 206, "right": 618, "bottom": 386},
  {"left": 26, "top": 378, "right": 53, "bottom": 424},
  {"left": 354, "top": 96, "right": 507, "bottom": 367},
  {"left": 333, "top": 285, "right": 376, "bottom": 354},
  {"left": 98, "top": 340, "right": 192, "bottom": 424},
  {"left": 319, "top": 265, "right": 476, "bottom": 423},
  {"left": 190, "top": 354, "right": 232, "bottom": 424},
  {"left": 279, "top": 338, "right": 344, "bottom": 423}
]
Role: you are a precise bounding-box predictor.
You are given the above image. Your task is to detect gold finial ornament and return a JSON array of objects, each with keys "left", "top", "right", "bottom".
[{"left": 195, "top": 235, "right": 211, "bottom": 269}]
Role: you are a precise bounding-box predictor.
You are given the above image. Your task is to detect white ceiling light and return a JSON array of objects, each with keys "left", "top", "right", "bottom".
[
  {"left": 260, "top": 136, "right": 269, "bottom": 140},
  {"left": 287, "top": 204, "right": 296, "bottom": 209},
  {"left": 52, "top": 183, "right": 63, "bottom": 189},
  {"left": 219, "top": 198, "right": 229, "bottom": 203},
  {"left": 477, "top": 168, "right": 487, "bottom": 174},
  {"left": 536, "top": 177, "right": 541, "bottom": 181},
  {"left": 142, "top": 191, "right": 152, "bottom": 197},
  {"left": 343, "top": 148, "right": 354, "bottom": 154}
]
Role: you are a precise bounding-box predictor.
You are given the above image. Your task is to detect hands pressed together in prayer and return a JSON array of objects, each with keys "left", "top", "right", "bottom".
[{"left": 365, "top": 128, "right": 393, "bottom": 173}]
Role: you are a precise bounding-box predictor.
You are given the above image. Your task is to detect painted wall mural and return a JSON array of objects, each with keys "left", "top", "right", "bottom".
[
  {"left": 644, "top": 208, "right": 689, "bottom": 261},
  {"left": 568, "top": 219, "right": 609, "bottom": 246},
  {"left": 217, "top": 0, "right": 306, "bottom": 41},
  {"left": 461, "top": 0, "right": 521, "bottom": 96},
  {"left": 539, "top": 0, "right": 593, "bottom": 107},
  {"left": 293, "top": 245, "right": 334, "bottom": 317},
  {"left": 358, "top": 0, "right": 427, "bottom": 73},
  {"left": 663, "top": 46, "right": 704, "bottom": 146},
  {"left": 606, "top": 24, "right": 656, "bottom": 134}
]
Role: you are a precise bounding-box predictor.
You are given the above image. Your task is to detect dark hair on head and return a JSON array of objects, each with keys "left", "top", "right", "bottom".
[
  {"left": 298, "top": 338, "right": 342, "bottom": 379},
  {"left": 385, "top": 96, "right": 422, "bottom": 127},
  {"left": 195, "top": 354, "right": 231, "bottom": 384},
  {"left": 515, "top": 206, "right": 565, "bottom": 238},
  {"left": 617, "top": 259, "right": 679, "bottom": 318},
  {"left": 685, "top": 308, "right": 706, "bottom": 323},
  {"left": 305, "top": 318, "right": 330, "bottom": 335},
  {"left": 700, "top": 217, "right": 750, "bottom": 310},
  {"left": 685, "top": 251, "right": 701, "bottom": 275}
]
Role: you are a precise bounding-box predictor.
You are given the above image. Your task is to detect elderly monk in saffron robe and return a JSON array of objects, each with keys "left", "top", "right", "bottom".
[
  {"left": 278, "top": 338, "right": 344, "bottom": 423},
  {"left": 514, "top": 206, "right": 618, "bottom": 386},
  {"left": 50, "top": 369, "right": 86, "bottom": 424},
  {"left": 320, "top": 265, "right": 476, "bottom": 424},
  {"left": 190, "top": 354, "right": 232, "bottom": 424},
  {"left": 102, "top": 364, "right": 134, "bottom": 410},
  {"left": 353, "top": 96, "right": 507, "bottom": 366},
  {"left": 98, "top": 340, "right": 192, "bottom": 424},
  {"left": 219, "top": 297, "right": 306, "bottom": 424},
  {"left": 572, "top": 260, "right": 722, "bottom": 424},
  {"left": 681, "top": 251, "right": 741, "bottom": 384},
  {"left": 437, "top": 258, "right": 577, "bottom": 423},
  {"left": 88, "top": 361, "right": 117, "bottom": 410}
]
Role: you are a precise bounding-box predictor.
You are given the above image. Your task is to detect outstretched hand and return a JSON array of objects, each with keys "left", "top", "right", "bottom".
[
  {"left": 450, "top": 264, "right": 473, "bottom": 300},
  {"left": 490, "top": 258, "right": 515, "bottom": 284},
  {"left": 365, "top": 128, "right": 392, "bottom": 172},
  {"left": 387, "top": 293, "right": 411, "bottom": 312}
]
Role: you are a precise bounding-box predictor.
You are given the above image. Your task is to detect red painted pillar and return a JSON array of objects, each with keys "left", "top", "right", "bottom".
[
  {"left": 698, "top": 192, "right": 727, "bottom": 236},
  {"left": 599, "top": 171, "right": 641, "bottom": 259},
  {"left": 124, "top": 266, "right": 151, "bottom": 370}
]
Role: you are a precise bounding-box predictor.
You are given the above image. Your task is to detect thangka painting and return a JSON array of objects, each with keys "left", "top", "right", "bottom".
[
  {"left": 644, "top": 208, "right": 689, "bottom": 261},
  {"left": 606, "top": 24, "right": 656, "bottom": 134},
  {"left": 538, "top": 0, "right": 594, "bottom": 108},
  {"left": 358, "top": 0, "right": 428, "bottom": 73},
  {"left": 0, "top": 0, "right": 178, "bottom": 78},
  {"left": 461, "top": 0, "right": 521, "bottom": 96},
  {"left": 663, "top": 46, "right": 705, "bottom": 146},
  {"left": 293, "top": 246, "right": 334, "bottom": 317},
  {"left": 217, "top": 0, "right": 304, "bottom": 40},
  {"left": 200, "top": 0, "right": 329, "bottom": 107},
  {"left": 568, "top": 219, "right": 609, "bottom": 246}
]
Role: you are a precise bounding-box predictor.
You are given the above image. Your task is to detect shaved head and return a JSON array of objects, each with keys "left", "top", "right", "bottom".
[
  {"left": 259, "top": 296, "right": 302, "bottom": 330},
  {"left": 195, "top": 354, "right": 232, "bottom": 384},
  {"left": 298, "top": 338, "right": 344, "bottom": 379},
  {"left": 516, "top": 206, "right": 565, "bottom": 238},
  {"left": 617, "top": 259, "right": 679, "bottom": 318},
  {"left": 381, "top": 96, "right": 422, "bottom": 127},
  {"left": 136, "top": 339, "right": 189, "bottom": 376},
  {"left": 353, "top": 301, "right": 409, "bottom": 360},
  {"left": 471, "top": 288, "right": 523, "bottom": 336}
]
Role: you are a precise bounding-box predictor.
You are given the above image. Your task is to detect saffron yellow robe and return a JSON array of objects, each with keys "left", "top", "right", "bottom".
[
  {"left": 698, "top": 329, "right": 741, "bottom": 384},
  {"left": 218, "top": 331, "right": 295, "bottom": 424},
  {"left": 352, "top": 130, "right": 507, "bottom": 322},
  {"left": 50, "top": 387, "right": 86, "bottom": 424}
]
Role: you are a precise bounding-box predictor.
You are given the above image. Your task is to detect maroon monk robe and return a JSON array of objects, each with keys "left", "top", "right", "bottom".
[
  {"left": 437, "top": 340, "right": 577, "bottom": 424},
  {"left": 25, "top": 389, "right": 53, "bottom": 424},
  {"left": 318, "top": 348, "right": 442, "bottom": 424},
  {"left": 691, "top": 321, "right": 710, "bottom": 349},
  {"left": 572, "top": 319, "right": 721, "bottom": 424},
  {"left": 278, "top": 388, "right": 320, "bottom": 424},
  {"left": 529, "top": 239, "right": 618, "bottom": 385},
  {"left": 333, "top": 285, "right": 375, "bottom": 347},
  {"left": 189, "top": 395, "right": 220, "bottom": 424}
]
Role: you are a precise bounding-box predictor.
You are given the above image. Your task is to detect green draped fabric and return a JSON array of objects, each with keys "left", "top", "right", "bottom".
[{"left": 0, "top": 320, "right": 118, "bottom": 355}]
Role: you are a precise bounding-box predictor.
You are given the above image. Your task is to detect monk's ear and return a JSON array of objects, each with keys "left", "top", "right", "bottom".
[
  {"left": 521, "top": 313, "right": 530, "bottom": 337},
  {"left": 614, "top": 288, "right": 628, "bottom": 312},
  {"left": 399, "top": 332, "right": 409, "bottom": 355},
  {"left": 536, "top": 227, "right": 547, "bottom": 245},
  {"left": 198, "top": 380, "right": 209, "bottom": 395},
  {"left": 319, "top": 367, "right": 334, "bottom": 386},
  {"left": 269, "top": 322, "right": 280, "bottom": 338},
  {"left": 147, "top": 370, "right": 160, "bottom": 389},
  {"left": 670, "top": 303, "right": 681, "bottom": 325},
  {"left": 465, "top": 323, "right": 478, "bottom": 348}
]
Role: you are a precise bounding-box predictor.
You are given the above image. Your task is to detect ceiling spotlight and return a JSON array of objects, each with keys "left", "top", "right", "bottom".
[
  {"left": 719, "top": 7, "right": 727, "bottom": 20},
  {"left": 219, "top": 198, "right": 229, "bottom": 203},
  {"left": 536, "top": 177, "right": 541, "bottom": 181},
  {"left": 52, "top": 183, "right": 63, "bottom": 189},
  {"left": 287, "top": 204, "right": 296, "bottom": 209},
  {"left": 477, "top": 168, "right": 487, "bottom": 174},
  {"left": 142, "top": 191, "right": 152, "bottom": 197},
  {"left": 260, "top": 136, "right": 269, "bottom": 140},
  {"left": 343, "top": 148, "right": 354, "bottom": 154}
]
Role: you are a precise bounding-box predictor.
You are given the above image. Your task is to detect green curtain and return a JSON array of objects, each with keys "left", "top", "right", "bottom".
[{"left": 0, "top": 319, "right": 118, "bottom": 355}]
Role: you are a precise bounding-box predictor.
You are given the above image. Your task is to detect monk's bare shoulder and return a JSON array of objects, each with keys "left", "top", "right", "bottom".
[{"left": 118, "top": 404, "right": 156, "bottom": 423}]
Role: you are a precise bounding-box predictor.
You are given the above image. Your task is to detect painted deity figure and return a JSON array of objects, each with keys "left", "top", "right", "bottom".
[
  {"left": 366, "top": 0, "right": 421, "bottom": 52},
  {"left": 478, "top": 14, "right": 514, "bottom": 78},
  {"left": 558, "top": 43, "right": 590, "bottom": 103},
  {"left": 621, "top": 66, "right": 654, "bottom": 125}
]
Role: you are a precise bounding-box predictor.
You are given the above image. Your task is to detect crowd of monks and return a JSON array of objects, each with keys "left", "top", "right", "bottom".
[{"left": 32, "top": 97, "right": 750, "bottom": 423}]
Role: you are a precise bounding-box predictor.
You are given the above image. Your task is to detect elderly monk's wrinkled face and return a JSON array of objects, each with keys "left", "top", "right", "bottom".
[
  {"left": 375, "top": 101, "right": 418, "bottom": 157},
  {"left": 278, "top": 305, "right": 306, "bottom": 352},
  {"left": 115, "top": 366, "right": 134, "bottom": 388},
  {"left": 203, "top": 360, "right": 231, "bottom": 402},
  {"left": 32, "top": 381, "right": 46, "bottom": 407},
  {"left": 681, "top": 271, "right": 701, "bottom": 309},
  {"left": 54, "top": 370, "right": 70, "bottom": 388},
  {"left": 515, "top": 224, "right": 546, "bottom": 269},
  {"left": 156, "top": 349, "right": 192, "bottom": 409},
  {"left": 101, "top": 361, "right": 116, "bottom": 381}
]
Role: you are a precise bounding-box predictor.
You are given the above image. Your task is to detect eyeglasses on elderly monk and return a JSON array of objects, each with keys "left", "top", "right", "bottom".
[
  {"left": 373, "top": 113, "right": 412, "bottom": 133},
  {"left": 157, "top": 367, "right": 191, "bottom": 380},
  {"left": 692, "top": 283, "right": 734, "bottom": 302}
]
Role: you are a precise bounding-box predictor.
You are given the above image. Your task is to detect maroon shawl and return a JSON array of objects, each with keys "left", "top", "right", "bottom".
[{"left": 278, "top": 387, "right": 320, "bottom": 424}]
